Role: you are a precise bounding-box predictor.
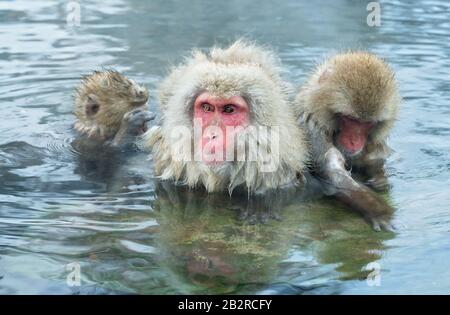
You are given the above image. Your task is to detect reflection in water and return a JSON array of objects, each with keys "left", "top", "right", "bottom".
[
  {"left": 152, "top": 182, "right": 392, "bottom": 294},
  {"left": 1, "top": 0, "right": 450, "bottom": 294},
  {"left": 72, "top": 141, "right": 151, "bottom": 193}
]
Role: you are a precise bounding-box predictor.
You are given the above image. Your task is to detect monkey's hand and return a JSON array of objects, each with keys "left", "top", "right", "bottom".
[
  {"left": 369, "top": 215, "right": 395, "bottom": 232},
  {"left": 112, "top": 108, "right": 155, "bottom": 149},
  {"left": 320, "top": 148, "right": 395, "bottom": 232},
  {"left": 357, "top": 156, "right": 390, "bottom": 192},
  {"left": 121, "top": 108, "right": 155, "bottom": 136}
]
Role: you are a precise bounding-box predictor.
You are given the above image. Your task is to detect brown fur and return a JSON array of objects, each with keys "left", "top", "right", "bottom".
[
  {"left": 295, "top": 51, "right": 401, "bottom": 162},
  {"left": 143, "top": 40, "right": 308, "bottom": 195},
  {"left": 73, "top": 70, "right": 149, "bottom": 140},
  {"left": 292, "top": 51, "right": 401, "bottom": 230}
]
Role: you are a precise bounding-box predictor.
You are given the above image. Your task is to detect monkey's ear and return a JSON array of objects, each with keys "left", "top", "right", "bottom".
[
  {"left": 318, "top": 67, "right": 334, "bottom": 84},
  {"left": 85, "top": 94, "right": 100, "bottom": 116}
]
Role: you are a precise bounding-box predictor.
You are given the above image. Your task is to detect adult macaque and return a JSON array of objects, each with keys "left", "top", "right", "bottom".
[
  {"left": 294, "top": 52, "right": 401, "bottom": 231},
  {"left": 143, "top": 40, "right": 308, "bottom": 198},
  {"left": 73, "top": 70, "right": 154, "bottom": 150}
]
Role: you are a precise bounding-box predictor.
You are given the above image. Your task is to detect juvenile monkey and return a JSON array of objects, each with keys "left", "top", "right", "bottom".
[
  {"left": 72, "top": 70, "right": 155, "bottom": 191},
  {"left": 73, "top": 70, "right": 154, "bottom": 150},
  {"left": 294, "top": 52, "right": 401, "bottom": 230},
  {"left": 143, "top": 40, "right": 308, "bottom": 199}
]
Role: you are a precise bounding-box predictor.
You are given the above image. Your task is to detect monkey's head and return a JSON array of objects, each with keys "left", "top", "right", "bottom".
[
  {"left": 146, "top": 40, "right": 308, "bottom": 194},
  {"left": 74, "top": 70, "right": 149, "bottom": 139},
  {"left": 297, "top": 51, "right": 400, "bottom": 158}
]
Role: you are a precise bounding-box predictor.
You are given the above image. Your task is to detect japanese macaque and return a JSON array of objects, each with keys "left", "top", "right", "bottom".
[
  {"left": 294, "top": 52, "right": 401, "bottom": 231},
  {"left": 72, "top": 70, "right": 155, "bottom": 191},
  {"left": 143, "top": 40, "right": 308, "bottom": 197},
  {"left": 73, "top": 70, "right": 154, "bottom": 150}
]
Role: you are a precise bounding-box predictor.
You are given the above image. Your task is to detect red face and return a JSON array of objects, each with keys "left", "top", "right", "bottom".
[
  {"left": 336, "top": 115, "right": 374, "bottom": 157},
  {"left": 193, "top": 92, "right": 250, "bottom": 163}
]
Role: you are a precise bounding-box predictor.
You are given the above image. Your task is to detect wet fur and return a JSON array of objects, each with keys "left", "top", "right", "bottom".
[
  {"left": 295, "top": 51, "right": 401, "bottom": 167},
  {"left": 294, "top": 51, "right": 401, "bottom": 230},
  {"left": 73, "top": 70, "right": 148, "bottom": 140},
  {"left": 143, "top": 40, "right": 308, "bottom": 194}
]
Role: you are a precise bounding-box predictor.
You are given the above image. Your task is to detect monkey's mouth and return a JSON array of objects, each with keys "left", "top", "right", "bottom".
[
  {"left": 132, "top": 98, "right": 148, "bottom": 107},
  {"left": 132, "top": 91, "right": 149, "bottom": 106},
  {"left": 341, "top": 147, "right": 363, "bottom": 159}
]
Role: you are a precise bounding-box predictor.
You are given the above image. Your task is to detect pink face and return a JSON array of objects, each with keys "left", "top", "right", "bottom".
[
  {"left": 336, "top": 115, "right": 375, "bottom": 156},
  {"left": 193, "top": 92, "right": 250, "bottom": 163}
]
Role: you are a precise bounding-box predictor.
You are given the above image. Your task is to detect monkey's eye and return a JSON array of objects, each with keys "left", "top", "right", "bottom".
[
  {"left": 223, "top": 105, "right": 235, "bottom": 114},
  {"left": 91, "top": 104, "right": 99, "bottom": 113},
  {"left": 202, "top": 103, "right": 214, "bottom": 112}
]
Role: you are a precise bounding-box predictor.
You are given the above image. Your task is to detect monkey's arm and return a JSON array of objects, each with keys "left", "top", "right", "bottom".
[
  {"left": 322, "top": 148, "right": 394, "bottom": 231},
  {"left": 309, "top": 130, "right": 394, "bottom": 231},
  {"left": 112, "top": 108, "right": 155, "bottom": 149}
]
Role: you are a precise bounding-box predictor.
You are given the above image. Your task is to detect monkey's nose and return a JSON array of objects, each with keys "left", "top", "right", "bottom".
[{"left": 205, "top": 134, "right": 217, "bottom": 141}]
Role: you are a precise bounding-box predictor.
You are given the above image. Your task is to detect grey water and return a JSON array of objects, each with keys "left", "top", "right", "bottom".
[{"left": 0, "top": 0, "right": 449, "bottom": 294}]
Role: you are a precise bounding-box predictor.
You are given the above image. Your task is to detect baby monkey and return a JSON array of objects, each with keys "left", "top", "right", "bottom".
[
  {"left": 71, "top": 70, "right": 155, "bottom": 190},
  {"left": 295, "top": 52, "right": 401, "bottom": 231},
  {"left": 73, "top": 70, "right": 154, "bottom": 150}
]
